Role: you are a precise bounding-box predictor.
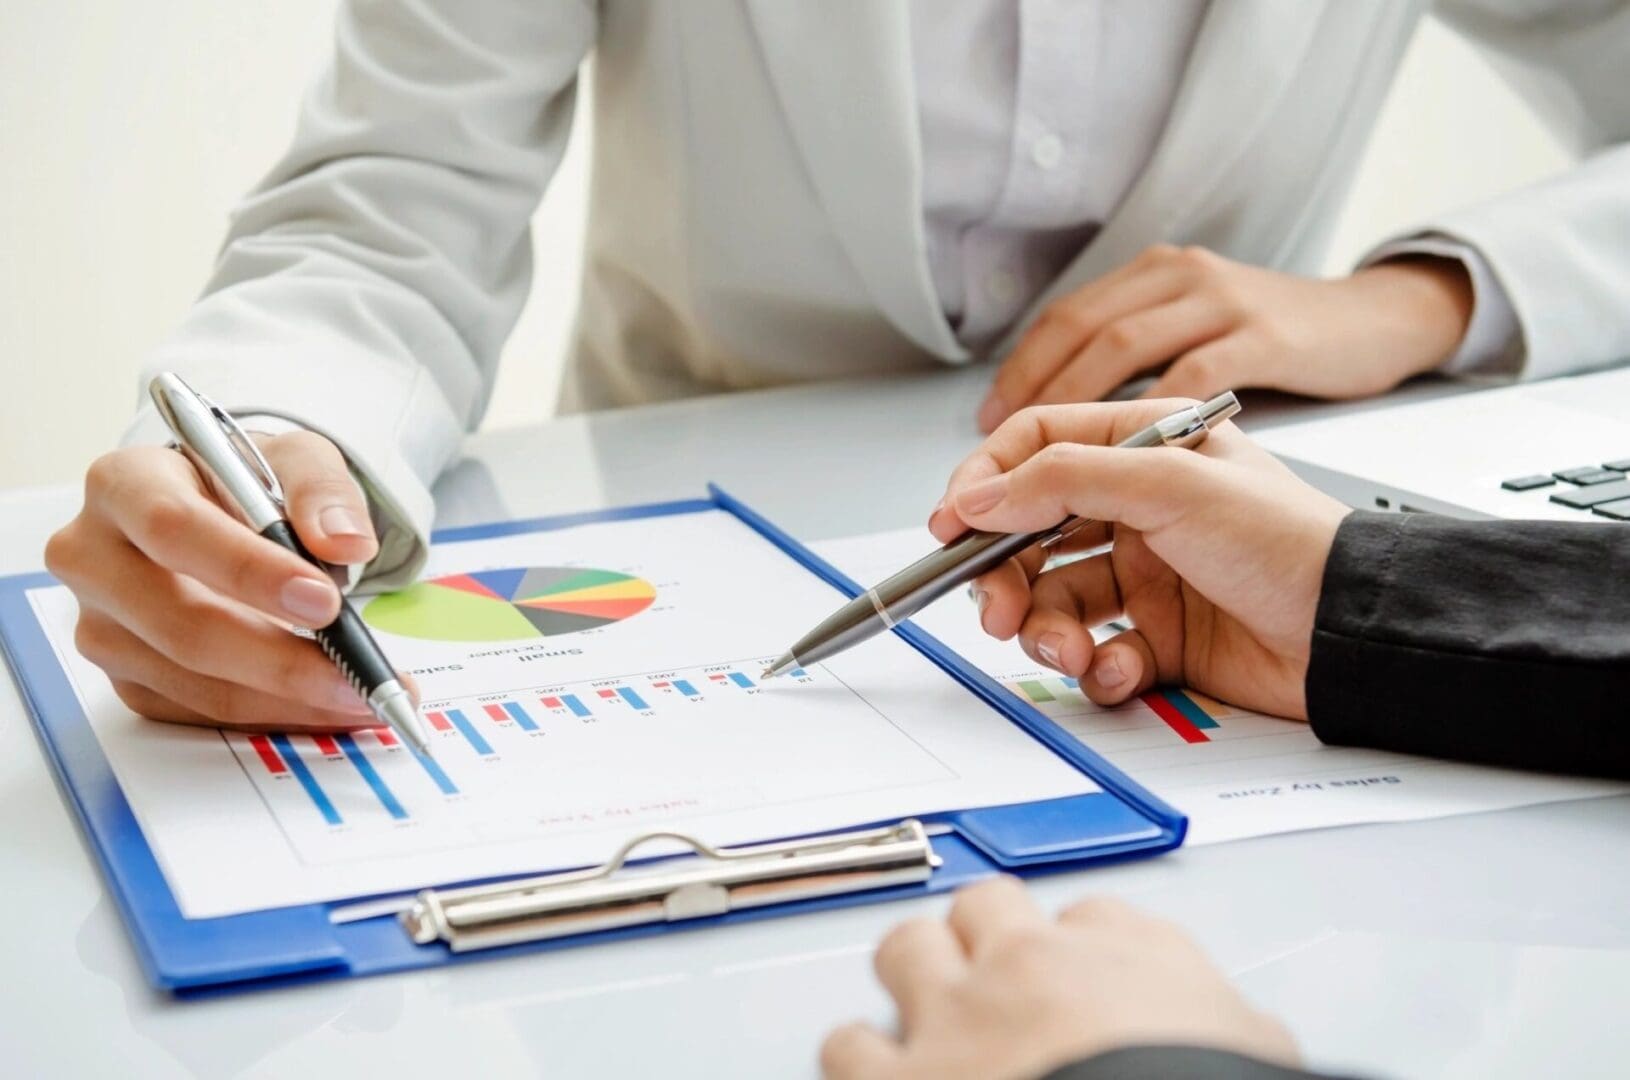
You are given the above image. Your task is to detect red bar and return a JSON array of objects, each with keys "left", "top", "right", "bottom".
[
  {"left": 249, "top": 735, "right": 287, "bottom": 775},
  {"left": 427, "top": 711, "right": 452, "bottom": 732},
  {"left": 598, "top": 688, "right": 617, "bottom": 698},
  {"left": 484, "top": 703, "right": 510, "bottom": 723},
  {"left": 374, "top": 729, "right": 398, "bottom": 746},
  {"left": 541, "top": 696, "right": 562, "bottom": 709},
  {"left": 709, "top": 673, "right": 726, "bottom": 681},
  {"left": 1141, "top": 692, "right": 1209, "bottom": 744},
  {"left": 312, "top": 734, "right": 341, "bottom": 756},
  {"left": 652, "top": 681, "right": 670, "bottom": 688}
]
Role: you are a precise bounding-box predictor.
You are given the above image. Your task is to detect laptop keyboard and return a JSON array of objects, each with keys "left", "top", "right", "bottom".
[{"left": 1502, "top": 461, "right": 1630, "bottom": 520}]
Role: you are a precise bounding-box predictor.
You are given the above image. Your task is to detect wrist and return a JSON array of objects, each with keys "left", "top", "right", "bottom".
[{"left": 1346, "top": 257, "right": 1475, "bottom": 377}]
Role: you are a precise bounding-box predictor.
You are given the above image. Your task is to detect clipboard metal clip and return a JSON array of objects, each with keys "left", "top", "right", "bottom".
[{"left": 401, "top": 819, "right": 942, "bottom": 953}]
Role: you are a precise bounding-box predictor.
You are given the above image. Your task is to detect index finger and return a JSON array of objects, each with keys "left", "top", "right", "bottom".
[
  {"left": 90, "top": 448, "right": 341, "bottom": 628},
  {"left": 929, "top": 401, "right": 1199, "bottom": 541}
]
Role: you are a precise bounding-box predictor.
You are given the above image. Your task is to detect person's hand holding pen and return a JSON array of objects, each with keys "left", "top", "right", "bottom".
[
  {"left": 927, "top": 400, "right": 1351, "bottom": 721},
  {"left": 44, "top": 428, "right": 401, "bottom": 733}
]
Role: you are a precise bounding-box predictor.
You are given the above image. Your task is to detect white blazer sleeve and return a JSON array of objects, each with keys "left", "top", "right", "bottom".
[
  {"left": 1400, "top": 0, "right": 1630, "bottom": 382},
  {"left": 124, "top": 0, "right": 597, "bottom": 587}
]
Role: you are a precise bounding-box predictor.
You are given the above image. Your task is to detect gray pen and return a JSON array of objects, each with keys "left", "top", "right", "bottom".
[
  {"left": 149, "top": 373, "right": 432, "bottom": 756},
  {"left": 762, "top": 392, "right": 1241, "bottom": 678}
]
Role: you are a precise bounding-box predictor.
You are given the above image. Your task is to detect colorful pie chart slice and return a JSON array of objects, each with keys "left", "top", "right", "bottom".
[{"left": 361, "top": 566, "right": 658, "bottom": 642}]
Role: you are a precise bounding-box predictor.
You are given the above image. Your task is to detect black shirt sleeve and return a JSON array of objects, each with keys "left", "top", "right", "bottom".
[
  {"left": 1306, "top": 511, "right": 1630, "bottom": 778},
  {"left": 1042, "top": 1046, "right": 1361, "bottom": 1080}
]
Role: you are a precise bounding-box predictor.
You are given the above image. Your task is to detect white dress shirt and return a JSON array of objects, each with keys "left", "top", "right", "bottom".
[{"left": 907, "top": 0, "right": 1517, "bottom": 371}]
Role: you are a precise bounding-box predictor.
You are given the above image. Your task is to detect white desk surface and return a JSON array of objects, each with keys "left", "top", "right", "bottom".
[{"left": 3, "top": 369, "right": 1627, "bottom": 1079}]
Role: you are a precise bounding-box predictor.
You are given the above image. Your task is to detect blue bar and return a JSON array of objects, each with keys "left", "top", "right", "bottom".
[
  {"left": 729, "top": 672, "right": 753, "bottom": 689},
  {"left": 1062, "top": 676, "right": 1079, "bottom": 688},
  {"left": 410, "top": 744, "right": 458, "bottom": 795},
  {"left": 269, "top": 733, "right": 342, "bottom": 826},
  {"left": 446, "top": 708, "right": 495, "bottom": 755},
  {"left": 1168, "top": 690, "right": 1220, "bottom": 731},
  {"left": 561, "top": 694, "right": 591, "bottom": 718},
  {"left": 335, "top": 734, "right": 408, "bottom": 820},
  {"left": 673, "top": 680, "right": 698, "bottom": 697},
  {"left": 617, "top": 687, "right": 650, "bottom": 711},
  {"left": 503, "top": 702, "right": 539, "bottom": 731},
  {"left": 791, "top": 667, "right": 808, "bottom": 678}
]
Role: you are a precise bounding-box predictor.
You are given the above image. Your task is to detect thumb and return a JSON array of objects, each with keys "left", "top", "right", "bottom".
[
  {"left": 952, "top": 444, "right": 1209, "bottom": 537},
  {"left": 259, "top": 432, "right": 378, "bottom": 566}
]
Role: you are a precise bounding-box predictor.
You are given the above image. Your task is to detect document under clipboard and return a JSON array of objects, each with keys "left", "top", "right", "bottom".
[{"left": 0, "top": 486, "right": 1186, "bottom": 994}]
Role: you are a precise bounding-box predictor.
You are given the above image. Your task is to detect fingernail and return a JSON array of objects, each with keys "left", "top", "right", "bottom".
[
  {"left": 281, "top": 576, "right": 337, "bottom": 625},
  {"left": 1093, "top": 653, "right": 1127, "bottom": 689},
  {"left": 977, "top": 394, "right": 1008, "bottom": 432},
  {"left": 319, "top": 505, "right": 369, "bottom": 540},
  {"left": 972, "top": 587, "right": 990, "bottom": 616},
  {"left": 1037, "top": 633, "right": 1064, "bottom": 669},
  {"left": 956, "top": 474, "right": 1009, "bottom": 515},
  {"left": 330, "top": 680, "right": 373, "bottom": 715}
]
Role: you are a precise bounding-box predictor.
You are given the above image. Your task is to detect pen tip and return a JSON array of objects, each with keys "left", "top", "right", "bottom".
[
  {"left": 759, "top": 668, "right": 776, "bottom": 680},
  {"left": 378, "top": 692, "right": 432, "bottom": 757}
]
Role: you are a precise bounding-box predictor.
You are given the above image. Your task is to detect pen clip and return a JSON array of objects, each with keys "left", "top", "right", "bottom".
[{"left": 196, "top": 389, "right": 287, "bottom": 510}]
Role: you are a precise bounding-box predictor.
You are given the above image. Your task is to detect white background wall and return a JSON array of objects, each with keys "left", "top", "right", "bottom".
[{"left": 1, "top": 3, "right": 1570, "bottom": 491}]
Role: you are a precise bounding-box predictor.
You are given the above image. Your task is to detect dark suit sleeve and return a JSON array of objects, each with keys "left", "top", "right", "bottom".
[
  {"left": 1042, "top": 1046, "right": 1361, "bottom": 1080},
  {"left": 1306, "top": 511, "right": 1630, "bottom": 778}
]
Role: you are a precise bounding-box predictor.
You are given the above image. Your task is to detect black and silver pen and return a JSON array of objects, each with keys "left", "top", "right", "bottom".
[
  {"left": 149, "top": 373, "right": 432, "bottom": 755},
  {"left": 762, "top": 392, "right": 1242, "bottom": 679}
]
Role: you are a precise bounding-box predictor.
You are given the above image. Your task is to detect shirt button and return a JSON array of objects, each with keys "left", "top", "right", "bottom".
[
  {"left": 1031, "top": 133, "right": 1064, "bottom": 170},
  {"left": 987, "top": 269, "right": 1020, "bottom": 306}
]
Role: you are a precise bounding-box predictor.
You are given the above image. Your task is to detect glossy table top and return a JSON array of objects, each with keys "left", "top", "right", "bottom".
[{"left": 3, "top": 368, "right": 1626, "bottom": 1078}]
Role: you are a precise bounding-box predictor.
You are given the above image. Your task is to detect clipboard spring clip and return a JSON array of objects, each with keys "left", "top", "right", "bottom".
[{"left": 401, "top": 819, "right": 941, "bottom": 953}]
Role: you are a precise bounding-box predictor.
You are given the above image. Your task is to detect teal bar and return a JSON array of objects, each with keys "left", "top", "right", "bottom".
[{"left": 1168, "top": 690, "right": 1220, "bottom": 730}]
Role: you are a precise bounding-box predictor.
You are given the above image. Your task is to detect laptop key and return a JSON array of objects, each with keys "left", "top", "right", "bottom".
[
  {"left": 1571, "top": 469, "right": 1622, "bottom": 486},
  {"left": 1551, "top": 479, "right": 1630, "bottom": 509},
  {"left": 1604, "top": 459, "right": 1630, "bottom": 472},
  {"left": 1501, "top": 474, "right": 1556, "bottom": 492},
  {"left": 1592, "top": 498, "right": 1630, "bottom": 521},
  {"left": 1555, "top": 465, "right": 1617, "bottom": 484}
]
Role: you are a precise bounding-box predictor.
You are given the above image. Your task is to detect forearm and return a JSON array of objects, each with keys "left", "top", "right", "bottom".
[
  {"left": 1307, "top": 512, "right": 1630, "bottom": 777},
  {"left": 124, "top": 0, "right": 597, "bottom": 587}
]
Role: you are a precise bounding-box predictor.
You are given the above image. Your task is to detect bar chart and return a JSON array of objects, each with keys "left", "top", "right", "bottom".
[
  {"left": 1008, "top": 676, "right": 1239, "bottom": 746},
  {"left": 225, "top": 658, "right": 830, "bottom": 857}
]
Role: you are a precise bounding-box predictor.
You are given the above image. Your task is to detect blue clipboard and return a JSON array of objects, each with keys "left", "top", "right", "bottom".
[{"left": 0, "top": 487, "right": 1186, "bottom": 995}]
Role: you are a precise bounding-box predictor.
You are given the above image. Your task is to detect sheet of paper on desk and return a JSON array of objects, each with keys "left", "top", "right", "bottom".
[
  {"left": 30, "top": 509, "right": 1094, "bottom": 918},
  {"left": 813, "top": 527, "right": 1627, "bottom": 846}
]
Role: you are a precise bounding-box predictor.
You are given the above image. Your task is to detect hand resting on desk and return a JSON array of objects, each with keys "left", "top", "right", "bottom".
[
  {"left": 45, "top": 431, "right": 400, "bottom": 732},
  {"left": 928, "top": 399, "right": 1351, "bottom": 721},
  {"left": 821, "top": 877, "right": 1301, "bottom": 1080}
]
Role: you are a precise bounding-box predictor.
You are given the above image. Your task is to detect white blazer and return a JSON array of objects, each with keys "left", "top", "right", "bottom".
[{"left": 131, "top": 0, "right": 1630, "bottom": 583}]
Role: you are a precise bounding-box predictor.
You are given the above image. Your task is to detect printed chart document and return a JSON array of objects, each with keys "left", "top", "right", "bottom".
[
  {"left": 31, "top": 508, "right": 1095, "bottom": 918},
  {"left": 814, "top": 527, "right": 1626, "bottom": 846}
]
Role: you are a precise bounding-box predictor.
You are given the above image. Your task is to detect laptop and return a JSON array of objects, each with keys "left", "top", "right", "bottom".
[{"left": 1250, "top": 366, "right": 1630, "bottom": 523}]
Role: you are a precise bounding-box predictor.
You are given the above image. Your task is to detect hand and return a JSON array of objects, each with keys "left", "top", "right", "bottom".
[
  {"left": 821, "top": 877, "right": 1299, "bottom": 1079},
  {"left": 977, "top": 245, "right": 1475, "bottom": 433},
  {"left": 928, "top": 400, "right": 1350, "bottom": 720},
  {"left": 45, "top": 431, "right": 397, "bottom": 733}
]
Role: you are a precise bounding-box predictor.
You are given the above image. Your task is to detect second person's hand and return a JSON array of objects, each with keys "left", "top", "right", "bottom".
[
  {"left": 977, "top": 245, "right": 1474, "bottom": 433},
  {"left": 928, "top": 400, "right": 1351, "bottom": 720},
  {"left": 45, "top": 431, "right": 394, "bottom": 733}
]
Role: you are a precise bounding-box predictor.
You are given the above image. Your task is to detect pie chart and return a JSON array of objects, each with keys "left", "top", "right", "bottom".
[{"left": 361, "top": 567, "right": 658, "bottom": 642}]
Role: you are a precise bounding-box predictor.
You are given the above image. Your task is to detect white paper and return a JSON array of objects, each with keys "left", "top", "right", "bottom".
[
  {"left": 31, "top": 508, "right": 1095, "bottom": 917},
  {"left": 814, "top": 527, "right": 1626, "bottom": 845}
]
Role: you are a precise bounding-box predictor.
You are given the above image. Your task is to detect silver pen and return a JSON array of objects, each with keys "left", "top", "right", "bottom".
[
  {"left": 762, "top": 392, "right": 1242, "bottom": 678},
  {"left": 149, "top": 373, "right": 432, "bottom": 756}
]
